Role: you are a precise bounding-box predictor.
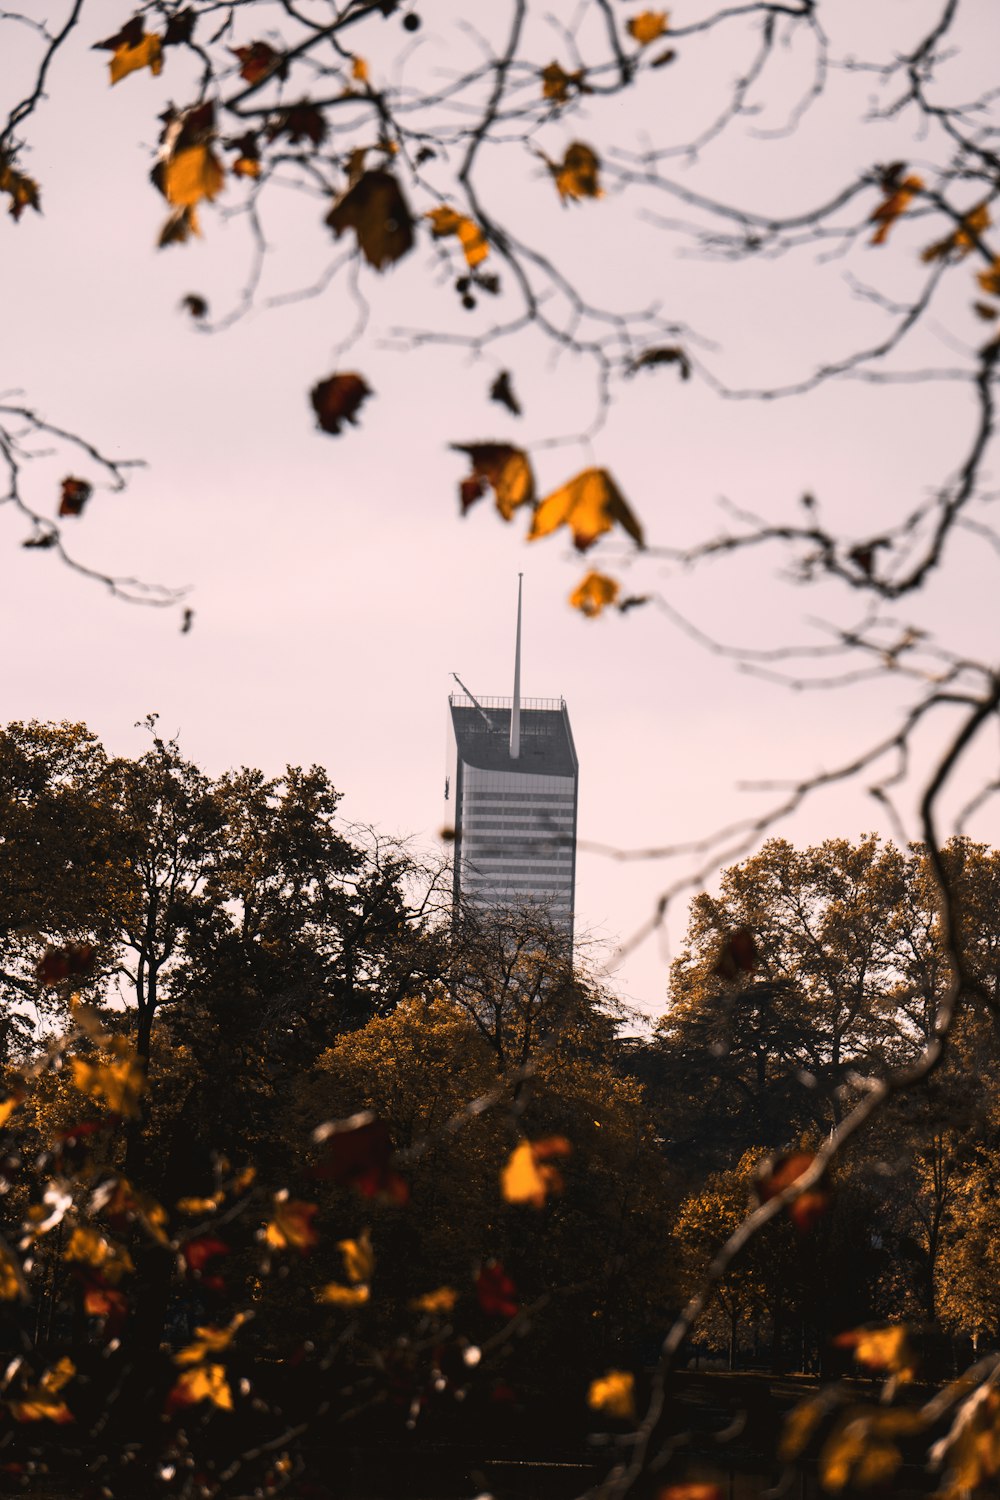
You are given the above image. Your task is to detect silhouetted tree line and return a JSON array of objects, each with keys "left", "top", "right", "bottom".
[{"left": 2, "top": 722, "right": 1000, "bottom": 1495}]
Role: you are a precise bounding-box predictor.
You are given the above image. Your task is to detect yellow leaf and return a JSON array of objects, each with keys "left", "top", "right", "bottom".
[
  {"left": 171, "top": 1362, "right": 233, "bottom": 1411},
  {"left": 9, "top": 1393, "right": 73, "bottom": 1424},
  {"left": 426, "top": 206, "right": 489, "bottom": 268},
  {"left": 175, "top": 1312, "right": 249, "bottom": 1367},
  {"left": 164, "top": 145, "right": 225, "bottom": 209},
  {"left": 352, "top": 56, "right": 369, "bottom": 84},
  {"left": 451, "top": 443, "right": 536, "bottom": 521},
  {"left": 71, "top": 1040, "right": 146, "bottom": 1118},
  {"left": 869, "top": 173, "right": 923, "bottom": 246},
  {"left": 834, "top": 1324, "right": 917, "bottom": 1381},
  {"left": 550, "top": 142, "right": 603, "bottom": 203},
  {"left": 569, "top": 571, "right": 620, "bottom": 617},
  {"left": 317, "top": 1282, "right": 370, "bottom": 1306},
  {"left": 109, "top": 32, "right": 163, "bottom": 85},
  {"left": 627, "top": 11, "right": 669, "bottom": 46},
  {"left": 500, "top": 1138, "right": 571, "bottom": 1208},
  {"left": 338, "top": 1229, "right": 374, "bottom": 1284},
  {"left": 63, "top": 1227, "right": 133, "bottom": 1283},
  {"left": 411, "top": 1286, "right": 458, "bottom": 1315},
  {"left": 0, "top": 1089, "right": 23, "bottom": 1127},
  {"left": 587, "top": 1369, "right": 635, "bottom": 1420},
  {"left": 530, "top": 468, "right": 644, "bottom": 552}
]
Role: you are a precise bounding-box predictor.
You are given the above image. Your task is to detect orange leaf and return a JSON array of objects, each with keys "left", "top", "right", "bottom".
[
  {"left": 529, "top": 468, "right": 643, "bottom": 551},
  {"left": 587, "top": 1369, "right": 635, "bottom": 1419},
  {"left": 310, "top": 373, "right": 373, "bottom": 435},
  {"left": 264, "top": 1195, "right": 318, "bottom": 1252},
  {"left": 164, "top": 144, "right": 225, "bottom": 209},
  {"left": 451, "top": 443, "right": 535, "bottom": 520},
  {"left": 71, "top": 1040, "right": 146, "bottom": 1118},
  {"left": 501, "top": 1137, "right": 571, "bottom": 1208},
  {"left": 168, "top": 1363, "right": 233, "bottom": 1412},
  {"left": 627, "top": 11, "right": 669, "bottom": 46},
  {"left": 977, "top": 257, "right": 1000, "bottom": 298},
  {"left": 94, "top": 18, "right": 163, "bottom": 84},
  {"left": 833, "top": 1325, "right": 917, "bottom": 1381},
  {"left": 570, "top": 571, "right": 619, "bottom": 618},
  {"left": 316, "top": 1282, "right": 369, "bottom": 1306},
  {"left": 411, "top": 1286, "right": 458, "bottom": 1315},
  {"left": 426, "top": 205, "right": 489, "bottom": 267},
  {"left": 869, "top": 172, "right": 923, "bottom": 246},
  {"left": 549, "top": 142, "right": 603, "bottom": 203},
  {"left": 921, "top": 201, "right": 990, "bottom": 263}
]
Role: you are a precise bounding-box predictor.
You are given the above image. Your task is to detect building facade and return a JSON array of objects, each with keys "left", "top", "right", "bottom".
[{"left": 448, "top": 690, "right": 578, "bottom": 941}]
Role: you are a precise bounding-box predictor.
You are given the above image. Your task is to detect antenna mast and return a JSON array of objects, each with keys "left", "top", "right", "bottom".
[{"left": 510, "top": 574, "right": 523, "bottom": 760}]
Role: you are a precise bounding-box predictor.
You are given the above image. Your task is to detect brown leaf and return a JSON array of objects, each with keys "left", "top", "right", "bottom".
[
  {"left": 268, "top": 102, "right": 328, "bottom": 147},
  {"left": 327, "top": 170, "right": 414, "bottom": 269},
  {"left": 58, "top": 478, "right": 93, "bottom": 518},
  {"left": 541, "top": 62, "right": 588, "bottom": 103},
  {"left": 476, "top": 1260, "right": 518, "bottom": 1318},
  {"left": 0, "top": 153, "right": 41, "bottom": 221},
  {"left": 549, "top": 142, "right": 603, "bottom": 203},
  {"left": 450, "top": 443, "right": 535, "bottom": 520},
  {"left": 755, "top": 1151, "right": 830, "bottom": 1232},
  {"left": 312, "top": 1111, "right": 409, "bottom": 1203},
  {"left": 489, "top": 370, "right": 521, "bottom": 416},
  {"left": 231, "top": 41, "right": 287, "bottom": 86},
  {"left": 180, "top": 293, "right": 208, "bottom": 319},
  {"left": 712, "top": 927, "right": 757, "bottom": 981},
  {"left": 629, "top": 345, "right": 691, "bottom": 379},
  {"left": 163, "top": 9, "right": 197, "bottom": 46},
  {"left": 310, "top": 373, "right": 373, "bottom": 435}
]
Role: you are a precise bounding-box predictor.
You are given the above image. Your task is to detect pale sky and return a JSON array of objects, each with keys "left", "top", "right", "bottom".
[{"left": 3, "top": 1, "right": 998, "bottom": 1020}]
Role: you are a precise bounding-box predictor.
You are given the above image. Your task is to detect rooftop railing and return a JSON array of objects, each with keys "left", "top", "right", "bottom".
[{"left": 450, "top": 694, "right": 565, "bottom": 711}]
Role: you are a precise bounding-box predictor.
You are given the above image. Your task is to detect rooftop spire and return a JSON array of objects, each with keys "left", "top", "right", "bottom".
[{"left": 510, "top": 574, "right": 523, "bottom": 759}]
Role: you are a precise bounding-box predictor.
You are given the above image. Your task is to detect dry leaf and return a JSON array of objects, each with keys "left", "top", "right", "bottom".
[
  {"left": 627, "top": 11, "right": 669, "bottom": 46},
  {"left": 37, "top": 941, "right": 96, "bottom": 981},
  {"left": 541, "top": 62, "right": 588, "bottom": 103},
  {"left": 451, "top": 442, "right": 535, "bottom": 520},
  {"left": 426, "top": 205, "right": 489, "bottom": 267},
  {"left": 264, "top": 1194, "right": 318, "bottom": 1252},
  {"left": 231, "top": 41, "right": 286, "bottom": 86},
  {"left": 755, "top": 1151, "right": 830, "bottom": 1232},
  {"left": 587, "top": 1369, "right": 635, "bottom": 1420},
  {"left": 549, "top": 142, "right": 603, "bottom": 203},
  {"left": 168, "top": 1363, "right": 233, "bottom": 1412},
  {"left": 489, "top": 370, "right": 521, "bottom": 415},
  {"left": 921, "top": 201, "right": 990, "bottom": 262},
  {"left": 529, "top": 468, "right": 644, "bottom": 551},
  {"left": 500, "top": 1137, "right": 571, "bottom": 1208},
  {"left": 310, "top": 373, "right": 373, "bottom": 435},
  {"left": 712, "top": 927, "right": 757, "bottom": 981},
  {"left": 164, "top": 145, "right": 225, "bottom": 208},
  {"left": 411, "top": 1286, "right": 458, "bottom": 1315},
  {"left": 71, "top": 1040, "right": 146, "bottom": 1118},
  {"left": 833, "top": 1325, "right": 917, "bottom": 1381},
  {"left": 317, "top": 1282, "right": 370, "bottom": 1306},
  {"left": 325, "top": 169, "right": 414, "bottom": 270},
  {"left": 0, "top": 154, "right": 41, "bottom": 221},
  {"left": 869, "top": 172, "right": 923, "bottom": 246},
  {"left": 569, "top": 571, "right": 620, "bottom": 618},
  {"left": 174, "top": 1313, "right": 249, "bottom": 1367},
  {"left": 337, "top": 1228, "right": 374, "bottom": 1284},
  {"left": 94, "top": 18, "right": 163, "bottom": 85}
]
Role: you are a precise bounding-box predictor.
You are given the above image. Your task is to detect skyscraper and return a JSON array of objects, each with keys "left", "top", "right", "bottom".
[{"left": 447, "top": 579, "right": 578, "bottom": 940}]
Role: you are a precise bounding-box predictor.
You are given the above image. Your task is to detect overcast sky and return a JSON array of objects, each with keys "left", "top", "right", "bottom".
[{"left": 4, "top": 1, "right": 998, "bottom": 1021}]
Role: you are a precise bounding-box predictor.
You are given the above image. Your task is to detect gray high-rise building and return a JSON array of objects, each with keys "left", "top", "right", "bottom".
[{"left": 447, "top": 580, "right": 578, "bottom": 940}]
